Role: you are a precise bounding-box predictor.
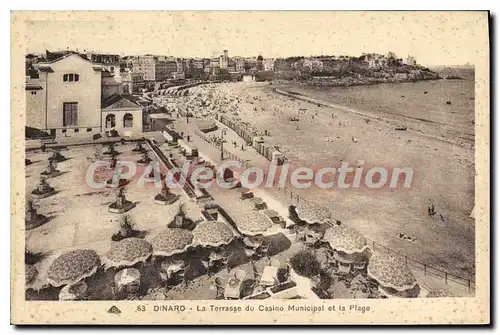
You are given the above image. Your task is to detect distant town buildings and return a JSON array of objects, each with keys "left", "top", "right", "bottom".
[
  {"left": 86, "top": 52, "right": 121, "bottom": 81},
  {"left": 121, "top": 69, "right": 145, "bottom": 94},
  {"left": 302, "top": 58, "right": 323, "bottom": 72},
  {"left": 24, "top": 48, "right": 423, "bottom": 138},
  {"left": 263, "top": 58, "right": 276, "bottom": 72},
  {"left": 364, "top": 53, "right": 389, "bottom": 69},
  {"left": 405, "top": 55, "right": 417, "bottom": 66},
  {"left": 131, "top": 55, "right": 156, "bottom": 81},
  {"left": 233, "top": 57, "right": 245, "bottom": 73},
  {"left": 219, "top": 50, "right": 229, "bottom": 69}
]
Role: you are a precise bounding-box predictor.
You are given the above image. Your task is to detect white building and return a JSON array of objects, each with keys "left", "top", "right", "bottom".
[
  {"left": 263, "top": 59, "right": 276, "bottom": 71},
  {"left": 26, "top": 53, "right": 103, "bottom": 137}
]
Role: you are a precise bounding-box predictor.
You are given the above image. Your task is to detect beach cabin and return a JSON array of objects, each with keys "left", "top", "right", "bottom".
[
  {"left": 272, "top": 150, "right": 285, "bottom": 166},
  {"left": 162, "top": 128, "right": 182, "bottom": 145}
]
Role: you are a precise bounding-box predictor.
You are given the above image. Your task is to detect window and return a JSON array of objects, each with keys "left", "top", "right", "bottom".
[
  {"left": 63, "top": 102, "right": 78, "bottom": 127},
  {"left": 63, "top": 73, "right": 79, "bottom": 82},
  {"left": 86, "top": 128, "right": 92, "bottom": 132},
  {"left": 123, "top": 113, "right": 134, "bottom": 128},
  {"left": 110, "top": 67, "right": 114, "bottom": 72},
  {"left": 106, "top": 114, "right": 116, "bottom": 128},
  {"left": 74, "top": 128, "right": 79, "bottom": 133}
]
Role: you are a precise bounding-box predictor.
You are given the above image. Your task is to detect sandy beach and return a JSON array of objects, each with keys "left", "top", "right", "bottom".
[{"left": 185, "top": 81, "right": 475, "bottom": 279}]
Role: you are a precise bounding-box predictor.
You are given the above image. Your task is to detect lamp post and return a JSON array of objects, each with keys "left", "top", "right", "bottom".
[{"left": 220, "top": 129, "right": 227, "bottom": 160}]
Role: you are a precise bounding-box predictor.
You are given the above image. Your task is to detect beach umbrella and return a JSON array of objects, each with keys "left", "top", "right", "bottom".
[
  {"left": 150, "top": 228, "right": 194, "bottom": 257},
  {"left": 193, "top": 221, "right": 235, "bottom": 248},
  {"left": 367, "top": 252, "right": 417, "bottom": 292},
  {"left": 323, "top": 225, "right": 368, "bottom": 254},
  {"left": 264, "top": 210, "right": 279, "bottom": 219},
  {"left": 104, "top": 238, "right": 153, "bottom": 268},
  {"left": 25, "top": 264, "right": 38, "bottom": 287},
  {"left": 47, "top": 249, "right": 100, "bottom": 287},
  {"left": 295, "top": 202, "right": 332, "bottom": 224},
  {"left": 236, "top": 211, "right": 274, "bottom": 236}
]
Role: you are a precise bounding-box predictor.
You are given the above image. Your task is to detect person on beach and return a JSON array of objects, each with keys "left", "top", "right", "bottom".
[{"left": 428, "top": 199, "right": 436, "bottom": 217}]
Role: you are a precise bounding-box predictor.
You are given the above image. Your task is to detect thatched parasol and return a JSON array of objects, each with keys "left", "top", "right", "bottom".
[
  {"left": 264, "top": 210, "right": 279, "bottom": 219},
  {"left": 253, "top": 197, "right": 265, "bottom": 205},
  {"left": 25, "top": 264, "right": 38, "bottom": 287},
  {"left": 295, "top": 202, "right": 332, "bottom": 224},
  {"left": 150, "top": 228, "right": 194, "bottom": 257},
  {"left": 236, "top": 211, "right": 273, "bottom": 236},
  {"left": 323, "top": 225, "right": 368, "bottom": 254},
  {"left": 104, "top": 238, "right": 153, "bottom": 268},
  {"left": 193, "top": 221, "right": 235, "bottom": 247},
  {"left": 47, "top": 249, "right": 100, "bottom": 287},
  {"left": 367, "top": 252, "right": 417, "bottom": 292}
]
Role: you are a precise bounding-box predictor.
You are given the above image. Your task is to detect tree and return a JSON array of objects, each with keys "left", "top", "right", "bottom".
[
  {"left": 289, "top": 251, "right": 321, "bottom": 278},
  {"left": 119, "top": 214, "right": 135, "bottom": 237}
]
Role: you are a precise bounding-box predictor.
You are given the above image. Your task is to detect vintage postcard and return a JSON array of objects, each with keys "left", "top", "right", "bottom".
[{"left": 11, "top": 11, "right": 490, "bottom": 325}]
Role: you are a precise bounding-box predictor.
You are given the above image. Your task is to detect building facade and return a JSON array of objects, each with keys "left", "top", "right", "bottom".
[
  {"left": 121, "top": 70, "right": 146, "bottom": 94},
  {"left": 131, "top": 55, "right": 156, "bottom": 81},
  {"left": 26, "top": 53, "right": 102, "bottom": 137},
  {"left": 365, "top": 54, "right": 388, "bottom": 69},
  {"left": 263, "top": 58, "right": 276, "bottom": 72},
  {"left": 233, "top": 57, "right": 246, "bottom": 73},
  {"left": 101, "top": 94, "right": 143, "bottom": 136},
  {"left": 219, "top": 50, "right": 229, "bottom": 69},
  {"left": 86, "top": 53, "right": 121, "bottom": 81}
]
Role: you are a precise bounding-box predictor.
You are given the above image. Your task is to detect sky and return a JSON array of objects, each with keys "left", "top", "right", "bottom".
[{"left": 24, "top": 11, "right": 488, "bottom": 66}]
